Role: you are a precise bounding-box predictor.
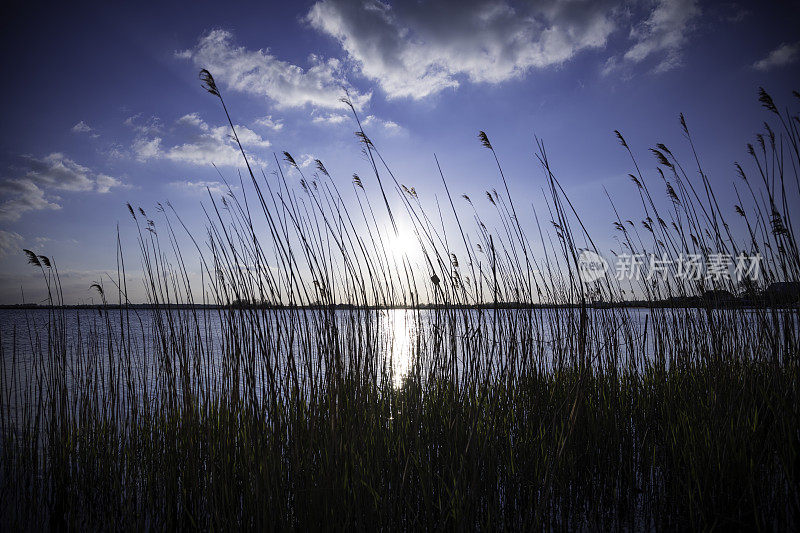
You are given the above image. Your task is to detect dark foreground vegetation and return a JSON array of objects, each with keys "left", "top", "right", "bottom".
[{"left": 1, "top": 75, "right": 798, "bottom": 529}]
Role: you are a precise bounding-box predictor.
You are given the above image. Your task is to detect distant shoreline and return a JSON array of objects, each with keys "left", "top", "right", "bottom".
[{"left": 2, "top": 299, "right": 797, "bottom": 311}]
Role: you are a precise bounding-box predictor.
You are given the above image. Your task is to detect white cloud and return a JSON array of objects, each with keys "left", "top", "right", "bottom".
[
  {"left": 254, "top": 115, "right": 284, "bottom": 132},
  {"left": 178, "top": 29, "right": 371, "bottom": 110},
  {"left": 105, "top": 142, "right": 128, "bottom": 160},
  {"left": 306, "top": 0, "right": 617, "bottom": 99},
  {"left": 31, "top": 236, "right": 54, "bottom": 251},
  {"left": 296, "top": 154, "right": 317, "bottom": 169},
  {"left": 163, "top": 140, "right": 245, "bottom": 166},
  {"left": 95, "top": 174, "right": 130, "bottom": 194},
  {"left": 622, "top": 0, "right": 701, "bottom": 72},
  {"left": 600, "top": 56, "right": 620, "bottom": 77},
  {"left": 0, "top": 179, "right": 61, "bottom": 221},
  {"left": 312, "top": 112, "right": 350, "bottom": 125},
  {"left": 309, "top": 109, "right": 401, "bottom": 134},
  {"left": 169, "top": 180, "right": 233, "bottom": 196},
  {"left": 0, "top": 230, "right": 23, "bottom": 257},
  {"left": 73, "top": 121, "right": 92, "bottom": 133},
  {"left": 753, "top": 41, "right": 800, "bottom": 71},
  {"left": 132, "top": 137, "right": 163, "bottom": 161},
  {"left": 124, "top": 114, "right": 164, "bottom": 135},
  {"left": 19, "top": 153, "right": 95, "bottom": 192},
  {"left": 362, "top": 114, "right": 403, "bottom": 136},
  {"left": 0, "top": 154, "right": 125, "bottom": 221},
  {"left": 175, "top": 112, "right": 209, "bottom": 130},
  {"left": 72, "top": 121, "right": 98, "bottom": 137},
  {"left": 133, "top": 113, "right": 270, "bottom": 167}
]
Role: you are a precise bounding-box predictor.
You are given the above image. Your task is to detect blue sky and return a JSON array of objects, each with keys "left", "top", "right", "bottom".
[{"left": 0, "top": 0, "right": 798, "bottom": 304}]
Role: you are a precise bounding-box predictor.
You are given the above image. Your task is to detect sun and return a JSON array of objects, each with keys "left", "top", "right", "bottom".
[{"left": 387, "top": 222, "right": 422, "bottom": 262}]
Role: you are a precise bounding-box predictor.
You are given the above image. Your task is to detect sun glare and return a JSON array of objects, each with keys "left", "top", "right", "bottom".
[
  {"left": 383, "top": 308, "right": 413, "bottom": 388},
  {"left": 388, "top": 223, "right": 421, "bottom": 262}
]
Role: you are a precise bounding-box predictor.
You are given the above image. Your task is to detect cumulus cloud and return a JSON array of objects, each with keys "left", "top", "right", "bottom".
[
  {"left": 306, "top": 0, "right": 617, "bottom": 99},
  {"left": 362, "top": 114, "right": 403, "bottom": 136},
  {"left": 753, "top": 41, "right": 800, "bottom": 71},
  {"left": 0, "top": 154, "right": 125, "bottom": 221},
  {"left": 124, "top": 114, "right": 164, "bottom": 136},
  {"left": 0, "top": 179, "right": 61, "bottom": 221},
  {"left": 312, "top": 112, "right": 350, "bottom": 125},
  {"left": 71, "top": 121, "right": 98, "bottom": 137},
  {"left": 95, "top": 174, "right": 128, "bottom": 194},
  {"left": 622, "top": 0, "right": 701, "bottom": 72},
  {"left": 18, "top": 153, "right": 95, "bottom": 192},
  {"left": 0, "top": 230, "right": 24, "bottom": 257},
  {"left": 132, "top": 137, "right": 163, "bottom": 161},
  {"left": 169, "top": 179, "right": 233, "bottom": 196},
  {"left": 254, "top": 115, "right": 284, "bottom": 132},
  {"left": 296, "top": 154, "right": 318, "bottom": 169},
  {"left": 309, "top": 109, "right": 401, "bottom": 133},
  {"left": 133, "top": 112, "right": 270, "bottom": 167},
  {"left": 178, "top": 29, "right": 371, "bottom": 111}
]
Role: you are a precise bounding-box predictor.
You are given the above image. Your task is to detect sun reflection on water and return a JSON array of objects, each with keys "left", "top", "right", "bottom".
[{"left": 382, "top": 309, "right": 414, "bottom": 388}]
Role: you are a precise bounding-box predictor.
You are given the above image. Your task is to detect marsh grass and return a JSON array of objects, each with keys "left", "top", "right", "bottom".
[{"left": 1, "top": 76, "right": 798, "bottom": 529}]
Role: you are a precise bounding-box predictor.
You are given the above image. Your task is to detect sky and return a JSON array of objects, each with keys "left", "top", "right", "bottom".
[{"left": 0, "top": 0, "right": 798, "bottom": 304}]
